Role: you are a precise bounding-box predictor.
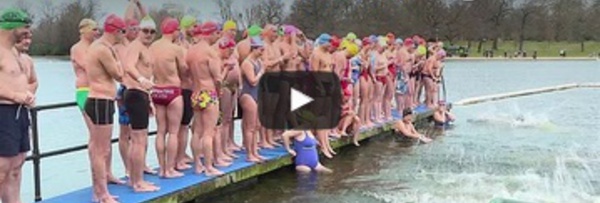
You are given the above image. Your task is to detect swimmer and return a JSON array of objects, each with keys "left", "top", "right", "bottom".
[
  {"left": 121, "top": 16, "right": 160, "bottom": 193},
  {"left": 260, "top": 24, "right": 289, "bottom": 150},
  {"left": 0, "top": 9, "right": 34, "bottom": 203},
  {"left": 237, "top": 25, "right": 262, "bottom": 64},
  {"left": 337, "top": 93, "right": 362, "bottom": 146},
  {"left": 84, "top": 14, "right": 126, "bottom": 203},
  {"left": 149, "top": 18, "right": 187, "bottom": 179},
  {"left": 422, "top": 49, "right": 446, "bottom": 108},
  {"left": 373, "top": 37, "right": 390, "bottom": 123},
  {"left": 383, "top": 34, "right": 397, "bottom": 121},
  {"left": 432, "top": 101, "right": 455, "bottom": 128},
  {"left": 282, "top": 121, "right": 333, "bottom": 174},
  {"left": 358, "top": 37, "right": 375, "bottom": 127},
  {"left": 218, "top": 20, "right": 243, "bottom": 161},
  {"left": 393, "top": 108, "right": 433, "bottom": 143},
  {"left": 310, "top": 33, "right": 337, "bottom": 158},
  {"left": 186, "top": 21, "right": 227, "bottom": 176},
  {"left": 240, "top": 36, "right": 266, "bottom": 163},
  {"left": 176, "top": 15, "right": 197, "bottom": 171},
  {"left": 399, "top": 38, "right": 416, "bottom": 110}
]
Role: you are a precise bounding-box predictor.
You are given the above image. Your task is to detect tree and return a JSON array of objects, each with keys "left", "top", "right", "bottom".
[
  {"left": 214, "top": 0, "right": 235, "bottom": 21},
  {"left": 514, "top": 0, "right": 546, "bottom": 51}
]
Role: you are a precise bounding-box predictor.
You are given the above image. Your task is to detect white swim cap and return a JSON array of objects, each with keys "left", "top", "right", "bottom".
[{"left": 139, "top": 16, "right": 156, "bottom": 29}]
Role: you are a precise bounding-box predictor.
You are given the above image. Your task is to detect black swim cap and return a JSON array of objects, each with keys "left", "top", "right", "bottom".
[{"left": 402, "top": 108, "right": 413, "bottom": 117}]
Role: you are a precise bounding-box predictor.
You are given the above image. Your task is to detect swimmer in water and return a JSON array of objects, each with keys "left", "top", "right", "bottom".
[
  {"left": 282, "top": 119, "right": 333, "bottom": 174},
  {"left": 432, "top": 101, "right": 455, "bottom": 128},
  {"left": 393, "top": 108, "right": 433, "bottom": 143}
]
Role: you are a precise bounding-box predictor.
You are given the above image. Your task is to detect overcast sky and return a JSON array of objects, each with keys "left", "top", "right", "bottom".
[{"left": 3, "top": 0, "right": 294, "bottom": 23}]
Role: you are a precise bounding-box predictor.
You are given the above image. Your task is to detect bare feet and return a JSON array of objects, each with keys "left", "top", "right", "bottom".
[
  {"left": 260, "top": 143, "right": 275, "bottom": 149},
  {"left": 353, "top": 140, "right": 361, "bottom": 146},
  {"left": 228, "top": 144, "right": 242, "bottom": 151},
  {"left": 419, "top": 135, "right": 433, "bottom": 143},
  {"left": 183, "top": 155, "right": 193, "bottom": 164},
  {"left": 133, "top": 181, "right": 160, "bottom": 193},
  {"left": 215, "top": 159, "right": 232, "bottom": 168},
  {"left": 205, "top": 167, "right": 224, "bottom": 177},
  {"left": 92, "top": 194, "right": 119, "bottom": 203},
  {"left": 321, "top": 149, "right": 333, "bottom": 159},
  {"left": 194, "top": 164, "right": 205, "bottom": 174},
  {"left": 144, "top": 167, "right": 157, "bottom": 175},
  {"left": 246, "top": 156, "right": 262, "bottom": 163},
  {"left": 176, "top": 162, "right": 192, "bottom": 171},
  {"left": 162, "top": 169, "right": 184, "bottom": 178},
  {"left": 107, "top": 175, "right": 125, "bottom": 185}
]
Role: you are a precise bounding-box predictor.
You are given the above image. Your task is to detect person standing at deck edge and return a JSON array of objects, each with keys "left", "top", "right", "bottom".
[
  {"left": 0, "top": 8, "right": 34, "bottom": 203},
  {"left": 84, "top": 14, "right": 126, "bottom": 203}
]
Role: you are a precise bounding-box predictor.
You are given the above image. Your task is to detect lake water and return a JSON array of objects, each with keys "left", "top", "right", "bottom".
[{"left": 20, "top": 59, "right": 600, "bottom": 203}]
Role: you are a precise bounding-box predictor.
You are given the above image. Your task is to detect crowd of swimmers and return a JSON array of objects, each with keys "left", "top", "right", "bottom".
[{"left": 0, "top": 0, "right": 454, "bottom": 202}]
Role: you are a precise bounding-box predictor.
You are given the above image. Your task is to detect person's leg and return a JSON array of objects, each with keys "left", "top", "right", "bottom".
[
  {"left": 191, "top": 111, "right": 205, "bottom": 174},
  {"left": 176, "top": 124, "right": 192, "bottom": 170},
  {"left": 316, "top": 130, "right": 333, "bottom": 158},
  {"left": 118, "top": 124, "right": 130, "bottom": 176},
  {"left": 129, "top": 129, "right": 159, "bottom": 192},
  {"left": 227, "top": 91, "right": 242, "bottom": 152},
  {"left": 0, "top": 154, "right": 25, "bottom": 203},
  {"left": 314, "top": 164, "right": 333, "bottom": 173},
  {"left": 351, "top": 116, "right": 362, "bottom": 146},
  {"left": 154, "top": 105, "right": 168, "bottom": 177},
  {"left": 201, "top": 103, "right": 224, "bottom": 176},
  {"left": 295, "top": 165, "right": 312, "bottom": 174},
  {"left": 359, "top": 77, "right": 370, "bottom": 127},
  {"left": 90, "top": 125, "right": 118, "bottom": 203},
  {"left": 220, "top": 89, "right": 237, "bottom": 157},
  {"left": 0, "top": 157, "right": 9, "bottom": 202},
  {"left": 213, "top": 125, "right": 233, "bottom": 167},
  {"left": 240, "top": 95, "right": 261, "bottom": 163},
  {"left": 164, "top": 97, "right": 183, "bottom": 178}
]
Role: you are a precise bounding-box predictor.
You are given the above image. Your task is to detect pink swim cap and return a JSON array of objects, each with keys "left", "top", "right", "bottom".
[
  {"left": 161, "top": 18, "right": 179, "bottom": 35},
  {"left": 104, "top": 14, "right": 126, "bottom": 34}
]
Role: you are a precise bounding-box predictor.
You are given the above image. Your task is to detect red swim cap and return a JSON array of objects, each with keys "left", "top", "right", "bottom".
[
  {"left": 161, "top": 18, "right": 179, "bottom": 35},
  {"left": 362, "top": 37, "right": 371, "bottom": 46},
  {"left": 403, "top": 38, "right": 414, "bottom": 46},
  {"left": 104, "top": 14, "right": 126, "bottom": 34},
  {"left": 199, "top": 21, "right": 218, "bottom": 36},
  {"left": 331, "top": 36, "right": 341, "bottom": 49},
  {"left": 218, "top": 38, "right": 236, "bottom": 49}
]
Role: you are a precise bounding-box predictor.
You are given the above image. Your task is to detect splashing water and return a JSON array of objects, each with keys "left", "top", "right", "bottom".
[{"left": 466, "top": 106, "right": 558, "bottom": 131}]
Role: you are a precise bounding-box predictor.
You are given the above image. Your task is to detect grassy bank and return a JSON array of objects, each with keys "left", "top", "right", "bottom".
[{"left": 450, "top": 40, "right": 600, "bottom": 57}]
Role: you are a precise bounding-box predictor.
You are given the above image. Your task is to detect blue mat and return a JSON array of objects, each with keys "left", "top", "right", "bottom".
[{"left": 40, "top": 105, "right": 432, "bottom": 203}]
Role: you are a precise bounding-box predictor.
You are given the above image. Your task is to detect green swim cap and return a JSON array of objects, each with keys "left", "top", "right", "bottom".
[
  {"left": 180, "top": 15, "right": 196, "bottom": 30},
  {"left": 0, "top": 8, "right": 31, "bottom": 30},
  {"left": 247, "top": 25, "right": 262, "bottom": 37},
  {"left": 417, "top": 45, "right": 427, "bottom": 56},
  {"left": 346, "top": 32, "right": 357, "bottom": 41}
]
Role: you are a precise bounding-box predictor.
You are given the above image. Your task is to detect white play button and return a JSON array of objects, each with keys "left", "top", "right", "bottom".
[{"left": 290, "top": 88, "right": 313, "bottom": 112}]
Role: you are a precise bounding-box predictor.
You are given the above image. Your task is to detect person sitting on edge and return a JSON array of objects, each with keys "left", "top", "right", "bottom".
[
  {"left": 393, "top": 108, "right": 432, "bottom": 143},
  {"left": 282, "top": 119, "right": 333, "bottom": 174},
  {"left": 337, "top": 90, "right": 362, "bottom": 146},
  {"left": 432, "top": 101, "right": 455, "bottom": 128}
]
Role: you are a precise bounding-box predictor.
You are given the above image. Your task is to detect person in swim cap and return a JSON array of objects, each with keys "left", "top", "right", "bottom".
[
  {"left": 345, "top": 32, "right": 357, "bottom": 41},
  {"left": 433, "top": 100, "right": 455, "bottom": 129},
  {"left": 84, "top": 13, "right": 129, "bottom": 203},
  {"left": 236, "top": 25, "right": 262, "bottom": 64},
  {"left": 239, "top": 35, "right": 266, "bottom": 163},
  {"left": 178, "top": 15, "right": 197, "bottom": 47},
  {"left": 393, "top": 108, "right": 433, "bottom": 143},
  {"left": 222, "top": 20, "right": 237, "bottom": 39},
  {"left": 148, "top": 17, "right": 190, "bottom": 179},
  {"left": 0, "top": 9, "right": 34, "bottom": 203},
  {"left": 125, "top": 18, "right": 140, "bottom": 42},
  {"left": 79, "top": 18, "right": 100, "bottom": 39},
  {"left": 187, "top": 20, "right": 229, "bottom": 176}
]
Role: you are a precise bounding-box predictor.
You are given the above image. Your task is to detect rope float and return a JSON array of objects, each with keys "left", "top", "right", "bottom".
[{"left": 454, "top": 83, "right": 600, "bottom": 106}]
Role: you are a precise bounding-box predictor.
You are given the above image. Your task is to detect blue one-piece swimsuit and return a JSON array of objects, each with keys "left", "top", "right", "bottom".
[{"left": 293, "top": 131, "right": 319, "bottom": 169}]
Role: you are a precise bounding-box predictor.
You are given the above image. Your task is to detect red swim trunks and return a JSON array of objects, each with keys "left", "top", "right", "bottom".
[
  {"left": 388, "top": 64, "right": 397, "bottom": 78},
  {"left": 376, "top": 76, "right": 387, "bottom": 85},
  {"left": 151, "top": 86, "right": 182, "bottom": 106}
]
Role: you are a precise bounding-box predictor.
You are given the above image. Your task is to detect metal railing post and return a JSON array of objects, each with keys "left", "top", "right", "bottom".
[{"left": 30, "top": 108, "right": 43, "bottom": 202}]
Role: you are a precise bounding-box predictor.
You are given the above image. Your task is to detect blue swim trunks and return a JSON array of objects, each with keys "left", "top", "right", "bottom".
[
  {"left": 396, "top": 72, "right": 408, "bottom": 95},
  {"left": 116, "top": 84, "right": 130, "bottom": 125}
]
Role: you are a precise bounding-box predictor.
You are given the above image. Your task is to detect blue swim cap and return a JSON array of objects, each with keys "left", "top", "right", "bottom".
[
  {"left": 369, "top": 35, "right": 377, "bottom": 42},
  {"left": 316, "top": 33, "right": 331, "bottom": 46},
  {"left": 250, "top": 36, "right": 264, "bottom": 47},
  {"left": 395, "top": 38, "right": 403, "bottom": 44}
]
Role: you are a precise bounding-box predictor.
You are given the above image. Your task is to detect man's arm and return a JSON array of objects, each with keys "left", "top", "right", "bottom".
[
  {"left": 99, "top": 47, "right": 124, "bottom": 82},
  {"left": 125, "top": 0, "right": 146, "bottom": 21},
  {"left": 208, "top": 57, "right": 223, "bottom": 86},
  {"left": 27, "top": 57, "right": 38, "bottom": 93},
  {"left": 175, "top": 46, "right": 189, "bottom": 76}
]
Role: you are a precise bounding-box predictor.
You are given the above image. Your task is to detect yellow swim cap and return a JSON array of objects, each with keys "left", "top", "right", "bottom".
[
  {"left": 223, "top": 20, "right": 236, "bottom": 31},
  {"left": 346, "top": 43, "right": 359, "bottom": 56},
  {"left": 417, "top": 45, "right": 427, "bottom": 56},
  {"left": 79, "top": 18, "right": 97, "bottom": 34},
  {"left": 180, "top": 15, "right": 197, "bottom": 30},
  {"left": 340, "top": 39, "right": 350, "bottom": 50}
]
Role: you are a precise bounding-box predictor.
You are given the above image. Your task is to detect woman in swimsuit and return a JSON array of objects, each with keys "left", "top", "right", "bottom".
[
  {"left": 358, "top": 37, "right": 374, "bottom": 127},
  {"left": 337, "top": 93, "right": 362, "bottom": 146},
  {"left": 239, "top": 36, "right": 266, "bottom": 163},
  {"left": 282, "top": 127, "right": 333, "bottom": 173}
]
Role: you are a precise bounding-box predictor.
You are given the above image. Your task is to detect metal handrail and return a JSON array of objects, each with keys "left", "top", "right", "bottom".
[{"left": 28, "top": 101, "right": 241, "bottom": 201}]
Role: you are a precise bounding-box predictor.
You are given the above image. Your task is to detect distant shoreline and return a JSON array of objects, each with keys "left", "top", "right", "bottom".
[{"left": 446, "top": 57, "right": 597, "bottom": 61}]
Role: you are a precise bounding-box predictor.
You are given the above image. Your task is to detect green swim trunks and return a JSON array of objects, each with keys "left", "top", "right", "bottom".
[{"left": 76, "top": 87, "right": 90, "bottom": 111}]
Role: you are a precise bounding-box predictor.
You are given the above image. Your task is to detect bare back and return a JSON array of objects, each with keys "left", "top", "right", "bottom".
[
  {"left": 71, "top": 41, "right": 92, "bottom": 88},
  {"left": 149, "top": 39, "right": 184, "bottom": 86},
  {"left": 187, "top": 42, "right": 220, "bottom": 91},
  {"left": 236, "top": 38, "right": 251, "bottom": 64}
]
